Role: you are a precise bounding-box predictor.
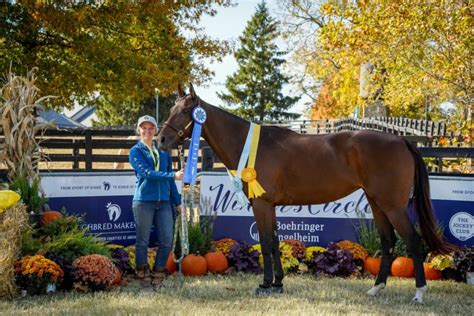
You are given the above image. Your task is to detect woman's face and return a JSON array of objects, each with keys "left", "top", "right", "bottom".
[{"left": 139, "top": 122, "right": 156, "bottom": 143}]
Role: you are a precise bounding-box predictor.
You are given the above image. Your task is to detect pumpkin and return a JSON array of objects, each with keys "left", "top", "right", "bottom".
[
  {"left": 364, "top": 257, "right": 382, "bottom": 276},
  {"left": 423, "top": 263, "right": 442, "bottom": 280},
  {"left": 111, "top": 266, "right": 122, "bottom": 286},
  {"left": 182, "top": 254, "right": 207, "bottom": 276},
  {"left": 204, "top": 251, "right": 228, "bottom": 274},
  {"left": 40, "top": 211, "right": 62, "bottom": 226},
  {"left": 166, "top": 253, "right": 177, "bottom": 274},
  {"left": 391, "top": 256, "right": 414, "bottom": 278}
]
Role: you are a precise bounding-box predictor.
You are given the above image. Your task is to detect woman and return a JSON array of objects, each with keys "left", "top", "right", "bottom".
[{"left": 129, "top": 115, "right": 183, "bottom": 289}]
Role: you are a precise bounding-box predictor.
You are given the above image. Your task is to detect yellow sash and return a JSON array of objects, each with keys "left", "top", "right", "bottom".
[{"left": 230, "top": 124, "right": 266, "bottom": 199}]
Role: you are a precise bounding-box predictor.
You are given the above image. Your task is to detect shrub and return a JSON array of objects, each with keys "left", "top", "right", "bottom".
[
  {"left": 15, "top": 255, "right": 63, "bottom": 292},
  {"left": 251, "top": 243, "right": 299, "bottom": 273},
  {"left": 310, "top": 243, "right": 356, "bottom": 277},
  {"left": 336, "top": 240, "right": 368, "bottom": 262},
  {"left": 227, "top": 243, "right": 261, "bottom": 274},
  {"left": 72, "top": 254, "right": 116, "bottom": 291},
  {"left": 283, "top": 239, "right": 306, "bottom": 261},
  {"left": 109, "top": 246, "right": 131, "bottom": 274},
  {"left": 21, "top": 213, "right": 110, "bottom": 261},
  {"left": 212, "top": 238, "right": 238, "bottom": 256}
]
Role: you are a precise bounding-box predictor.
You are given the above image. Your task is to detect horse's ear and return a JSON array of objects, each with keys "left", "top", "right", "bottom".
[
  {"left": 177, "top": 83, "right": 185, "bottom": 97},
  {"left": 189, "top": 83, "right": 196, "bottom": 99}
]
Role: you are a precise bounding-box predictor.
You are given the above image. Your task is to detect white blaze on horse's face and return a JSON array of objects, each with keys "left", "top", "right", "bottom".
[{"left": 158, "top": 94, "right": 196, "bottom": 150}]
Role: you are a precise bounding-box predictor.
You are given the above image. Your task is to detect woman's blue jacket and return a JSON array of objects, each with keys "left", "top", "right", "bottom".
[{"left": 129, "top": 141, "right": 181, "bottom": 205}]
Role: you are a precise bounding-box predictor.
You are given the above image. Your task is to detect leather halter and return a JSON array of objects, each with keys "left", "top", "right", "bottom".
[{"left": 163, "top": 97, "right": 200, "bottom": 143}]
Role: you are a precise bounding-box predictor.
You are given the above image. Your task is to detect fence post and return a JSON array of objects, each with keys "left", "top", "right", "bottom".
[
  {"left": 202, "top": 147, "right": 214, "bottom": 171},
  {"left": 72, "top": 139, "right": 79, "bottom": 170},
  {"left": 85, "top": 129, "right": 92, "bottom": 171}
]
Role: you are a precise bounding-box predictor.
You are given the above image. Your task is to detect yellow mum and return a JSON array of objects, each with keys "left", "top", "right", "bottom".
[{"left": 305, "top": 246, "right": 327, "bottom": 262}]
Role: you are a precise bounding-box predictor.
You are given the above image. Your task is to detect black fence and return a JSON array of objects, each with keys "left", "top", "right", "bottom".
[
  {"left": 263, "top": 117, "right": 448, "bottom": 136},
  {"left": 28, "top": 127, "right": 473, "bottom": 174}
]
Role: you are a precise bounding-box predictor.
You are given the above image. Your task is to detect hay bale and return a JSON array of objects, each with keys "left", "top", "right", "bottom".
[{"left": 0, "top": 203, "right": 28, "bottom": 299}]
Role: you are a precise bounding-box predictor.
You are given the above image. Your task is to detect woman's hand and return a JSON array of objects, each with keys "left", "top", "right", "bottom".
[
  {"left": 174, "top": 169, "right": 184, "bottom": 180},
  {"left": 175, "top": 205, "right": 182, "bottom": 215}
]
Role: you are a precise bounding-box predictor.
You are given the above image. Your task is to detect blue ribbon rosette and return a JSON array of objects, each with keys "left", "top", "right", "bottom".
[{"left": 183, "top": 106, "right": 207, "bottom": 185}]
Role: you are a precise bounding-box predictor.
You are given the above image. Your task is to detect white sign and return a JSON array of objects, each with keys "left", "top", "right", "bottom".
[
  {"left": 41, "top": 172, "right": 182, "bottom": 197},
  {"left": 449, "top": 212, "right": 474, "bottom": 241}
]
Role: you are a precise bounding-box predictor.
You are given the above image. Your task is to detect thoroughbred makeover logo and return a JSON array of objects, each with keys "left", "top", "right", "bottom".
[{"left": 106, "top": 202, "right": 121, "bottom": 222}]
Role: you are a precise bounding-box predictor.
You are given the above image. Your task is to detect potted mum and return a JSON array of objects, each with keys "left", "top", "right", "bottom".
[
  {"left": 453, "top": 247, "right": 474, "bottom": 284},
  {"left": 15, "top": 255, "right": 64, "bottom": 295}
]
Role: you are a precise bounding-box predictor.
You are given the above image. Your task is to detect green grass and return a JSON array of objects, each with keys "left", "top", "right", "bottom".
[{"left": 1, "top": 274, "right": 472, "bottom": 315}]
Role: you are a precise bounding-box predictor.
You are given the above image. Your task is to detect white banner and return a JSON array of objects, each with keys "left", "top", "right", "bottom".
[{"left": 41, "top": 172, "right": 182, "bottom": 197}]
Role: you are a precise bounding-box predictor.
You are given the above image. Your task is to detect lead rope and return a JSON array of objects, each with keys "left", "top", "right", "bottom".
[{"left": 171, "top": 145, "right": 189, "bottom": 288}]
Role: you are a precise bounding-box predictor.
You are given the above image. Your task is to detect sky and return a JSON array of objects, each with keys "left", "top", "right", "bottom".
[
  {"left": 64, "top": 1, "right": 311, "bottom": 120},
  {"left": 194, "top": 0, "right": 310, "bottom": 119}
]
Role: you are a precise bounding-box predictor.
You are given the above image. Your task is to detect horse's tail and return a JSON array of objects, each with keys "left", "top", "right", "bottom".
[{"left": 404, "top": 140, "right": 456, "bottom": 254}]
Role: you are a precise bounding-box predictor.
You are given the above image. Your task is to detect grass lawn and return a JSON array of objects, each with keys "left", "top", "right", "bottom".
[{"left": 1, "top": 273, "right": 472, "bottom": 315}]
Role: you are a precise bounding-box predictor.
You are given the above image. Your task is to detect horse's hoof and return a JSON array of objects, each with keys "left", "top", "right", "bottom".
[
  {"left": 255, "top": 286, "right": 273, "bottom": 296},
  {"left": 366, "top": 283, "right": 386, "bottom": 296},
  {"left": 271, "top": 284, "right": 284, "bottom": 294},
  {"left": 412, "top": 285, "right": 427, "bottom": 304}
]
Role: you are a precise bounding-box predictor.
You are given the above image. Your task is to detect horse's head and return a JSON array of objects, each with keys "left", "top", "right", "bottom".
[{"left": 158, "top": 83, "right": 200, "bottom": 150}]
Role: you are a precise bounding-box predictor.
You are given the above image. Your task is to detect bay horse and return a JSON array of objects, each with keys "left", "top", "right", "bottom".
[{"left": 158, "top": 84, "right": 453, "bottom": 303}]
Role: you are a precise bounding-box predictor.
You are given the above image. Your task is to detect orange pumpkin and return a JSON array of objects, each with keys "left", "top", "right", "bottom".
[
  {"left": 391, "top": 256, "right": 414, "bottom": 278},
  {"left": 204, "top": 251, "right": 228, "bottom": 274},
  {"left": 182, "top": 254, "right": 207, "bottom": 276},
  {"left": 40, "top": 211, "right": 62, "bottom": 226},
  {"left": 166, "top": 253, "right": 177, "bottom": 274},
  {"left": 423, "top": 263, "right": 442, "bottom": 280},
  {"left": 364, "top": 257, "right": 382, "bottom": 276},
  {"left": 111, "top": 266, "right": 122, "bottom": 286}
]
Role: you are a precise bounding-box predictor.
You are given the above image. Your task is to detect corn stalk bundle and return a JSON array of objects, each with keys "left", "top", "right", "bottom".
[
  {"left": 0, "top": 68, "right": 53, "bottom": 182},
  {"left": 0, "top": 203, "right": 28, "bottom": 299}
]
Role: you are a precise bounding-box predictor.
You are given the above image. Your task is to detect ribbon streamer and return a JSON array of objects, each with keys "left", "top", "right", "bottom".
[
  {"left": 183, "top": 107, "right": 206, "bottom": 184},
  {"left": 227, "top": 122, "right": 266, "bottom": 205},
  {"left": 245, "top": 124, "right": 266, "bottom": 199}
]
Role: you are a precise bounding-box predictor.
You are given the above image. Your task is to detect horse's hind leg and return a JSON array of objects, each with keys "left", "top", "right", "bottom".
[
  {"left": 385, "top": 209, "right": 427, "bottom": 303},
  {"left": 252, "top": 199, "right": 283, "bottom": 295},
  {"left": 366, "top": 198, "right": 397, "bottom": 296}
]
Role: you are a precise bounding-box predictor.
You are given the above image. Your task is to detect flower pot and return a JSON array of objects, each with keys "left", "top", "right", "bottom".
[
  {"left": 442, "top": 268, "right": 464, "bottom": 282},
  {"left": 28, "top": 213, "right": 41, "bottom": 226},
  {"left": 466, "top": 272, "right": 474, "bottom": 285},
  {"left": 25, "top": 284, "right": 44, "bottom": 296},
  {"left": 46, "top": 283, "right": 57, "bottom": 293}
]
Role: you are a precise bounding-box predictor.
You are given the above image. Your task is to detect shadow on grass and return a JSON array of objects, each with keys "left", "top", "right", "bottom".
[{"left": 1, "top": 274, "right": 472, "bottom": 314}]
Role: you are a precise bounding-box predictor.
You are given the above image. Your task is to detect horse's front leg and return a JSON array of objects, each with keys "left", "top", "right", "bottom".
[{"left": 252, "top": 198, "right": 283, "bottom": 295}]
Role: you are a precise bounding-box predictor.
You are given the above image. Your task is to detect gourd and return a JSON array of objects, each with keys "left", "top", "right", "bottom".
[
  {"left": 391, "top": 256, "right": 414, "bottom": 278},
  {"left": 182, "top": 254, "right": 207, "bottom": 276},
  {"left": 364, "top": 256, "right": 382, "bottom": 276},
  {"left": 204, "top": 251, "right": 228, "bottom": 274},
  {"left": 423, "top": 262, "right": 442, "bottom": 280},
  {"left": 40, "top": 211, "right": 62, "bottom": 226},
  {"left": 166, "top": 253, "right": 177, "bottom": 274}
]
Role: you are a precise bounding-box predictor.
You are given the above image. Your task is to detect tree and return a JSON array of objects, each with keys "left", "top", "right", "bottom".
[
  {"left": 94, "top": 93, "right": 176, "bottom": 127},
  {"left": 218, "top": 1, "right": 300, "bottom": 121},
  {"left": 283, "top": 0, "right": 472, "bottom": 132},
  {"left": 0, "top": 1, "right": 230, "bottom": 114}
]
